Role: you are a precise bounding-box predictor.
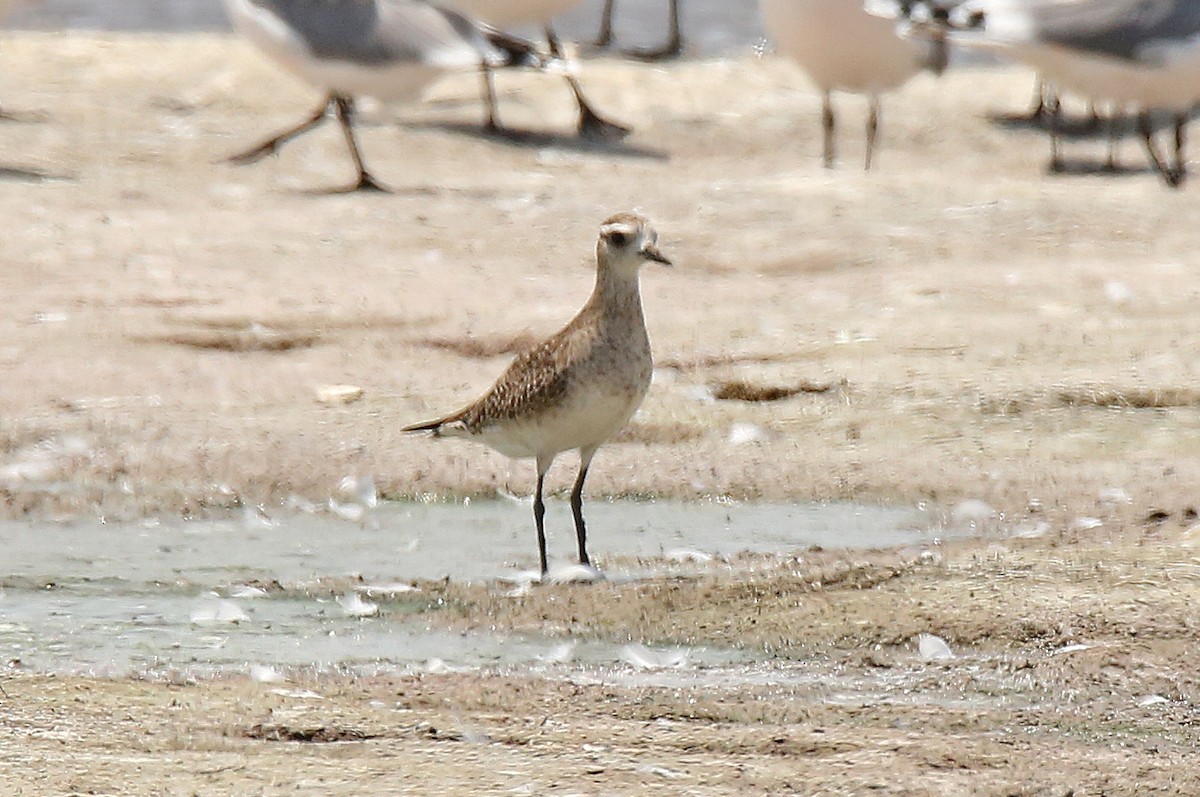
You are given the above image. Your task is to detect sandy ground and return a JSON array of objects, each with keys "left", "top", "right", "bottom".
[{"left": 3, "top": 33, "right": 1200, "bottom": 795}]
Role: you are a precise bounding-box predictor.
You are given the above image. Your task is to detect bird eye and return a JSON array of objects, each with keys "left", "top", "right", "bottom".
[{"left": 607, "top": 231, "right": 631, "bottom": 247}]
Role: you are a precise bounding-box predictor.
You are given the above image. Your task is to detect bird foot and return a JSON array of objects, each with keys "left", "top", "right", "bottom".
[
  {"left": 621, "top": 42, "right": 683, "bottom": 62},
  {"left": 578, "top": 108, "right": 632, "bottom": 141},
  {"left": 337, "top": 173, "right": 391, "bottom": 194},
  {"left": 227, "top": 142, "right": 279, "bottom": 165}
]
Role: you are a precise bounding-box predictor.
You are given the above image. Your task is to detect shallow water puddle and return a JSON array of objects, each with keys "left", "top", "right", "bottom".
[{"left": 0, "top": 499, "right": 959, "bottom": 676}]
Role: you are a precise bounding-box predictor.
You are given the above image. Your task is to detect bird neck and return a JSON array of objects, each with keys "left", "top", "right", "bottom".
[{"left": 588, "top": 264, "right": 645, "bottom": 326}]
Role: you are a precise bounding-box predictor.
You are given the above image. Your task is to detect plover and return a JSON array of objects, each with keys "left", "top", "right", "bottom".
[
  {"left": 595, "top": 0, "right": 683, "bottom": 60},
  {"left": 762, "top": 0, "right": 949, "bottom": 169},
  {"left": 222, "top": 0, "right": 543, "bottom": 192},
  {"left": 403, "top": 212, "right": 670, "bottom": 576},
  {"left": 447, "top": 0, "right": 630, "bottom": 138},
  {"left": 914, "top": 0, "right": 1200, "bottom": 186}
]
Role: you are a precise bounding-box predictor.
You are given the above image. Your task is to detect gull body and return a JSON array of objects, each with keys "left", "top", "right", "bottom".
[
  {"left": 404, "top": 213, "right": 670, "bottom": 576},
  {"left": 449, "top": 0, "right": 581, "bottom": 29},
  {"left": 447, "top": 0, "right": 630, "bottom": 137},
  {"left": 761, "top": 0, "right": 947, "bottom": 169},
  {"left": 223, "top": 0, "right": 534, "bottom": 191},
  {"left": 225, "top": 0, "right": 486, "bottom": 102},
  {"left": 596, "top": 0, "right": 684, "bottom": 59},
  {"left": 947, "top": 0, "right": 1200, "bottom": 185},
  {"left": 961, "top": 0, "right": 1200, "bottom": 110}
]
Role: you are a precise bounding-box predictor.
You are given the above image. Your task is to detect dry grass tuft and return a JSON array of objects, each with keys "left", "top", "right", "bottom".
[
  {"left": 139, "top": 327, "right": 320, "bottom": 353},
  {"left": 614, "top": 421, "right": 706, "bottom": 445},
  {"left": 977, "top": 384, "right": 1200, "bottom": 415},
  {"left": 711, "top": 379, "right": 837, "bottom": 402},
  {"left": 244, "top": 724, "right": 383, "bottom": 743}
]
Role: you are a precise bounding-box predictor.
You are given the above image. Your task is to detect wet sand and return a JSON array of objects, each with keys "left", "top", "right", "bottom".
[{"left": 2, "top": 33, "right": 1200, "bottom": 795}]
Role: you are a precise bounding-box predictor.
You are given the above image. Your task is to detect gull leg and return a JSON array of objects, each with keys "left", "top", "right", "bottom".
[
  {"left": 595, "top": 0, "right": 616, "bottom": 48},
  {"left": 1139, "top": 110, "right": 1179, "bottom": 188},
  {"left": 571, "top": 447, "right": 598, "bottom": 567},
  {"left": 865, "top": 95, "right": 880, "bottom": 171},
  {"left": 1103, "top": 103, "right": 1122, "bottom": 172},
  {"left": 1173, "top": 113, "right": 1187, "bottom": 186},
  {"left": 333, "top": 96, "right": 388, "bottom": 193},
  {"left": 1046, "top": 87, "right": 1064, "bottom": 173},
  {"left": 822, "top": 90, "right": 835, "bottom": 168},
  {"left": 666, "top": 0, "right": 683, "bottom": 56},
  {"left": 626, "top": 0, "right": 684, "bottom": 61},
  {"left": 479, "top": 62, "right": 503, "bottom": 133},
  {"left": 545, "top": 26, "right": 631, "bottom": 140},
  {"left": 229, "top": 97, "right": 332, "bottom": 164}
]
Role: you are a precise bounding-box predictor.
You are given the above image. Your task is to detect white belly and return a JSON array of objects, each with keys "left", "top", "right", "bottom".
[
  {"left": 1008, "top": 42, "right": 1200, "bottom": 111},
  {"left": 474, "top": 386, "right": 646, "bottom": 461},
  {"left": 224, "top": 0, "right": 446, "bottom": 102},
  {"left": 761, "top": 0, "right": 926, "bottom": 94}
]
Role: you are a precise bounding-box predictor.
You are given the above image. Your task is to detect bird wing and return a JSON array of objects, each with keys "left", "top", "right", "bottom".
[
  {"left": 403, "top": 324, "right": 589, "bottom": 435},
  {"left": 247, "top": 0, "right": 498, "bottom": 68},
  {"left": 1025, "top": 0, "right": 1200, "bottom": 63}
]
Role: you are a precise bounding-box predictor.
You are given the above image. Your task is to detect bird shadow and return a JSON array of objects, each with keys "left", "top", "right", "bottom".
[
  {"left": 409, "top": 120, "right": 670, "bottom": 162},
  {"left": 0, "top": 109, "right": 50, "bottom": 124},
  {"left": 0, "top": 165, "right": 75, "bottom": 183},
  {"left": 988, "top": 111, "right": 1105, "bottom": 138},
  {"left": 293, "top": 181, "right": 522, "bottom": 201},
  {"left": 993, "top": 106, "right": 1200, "bottom": 139},
  {"left": 1047, "top": 158, "right": 1153, "bottom": 177}
]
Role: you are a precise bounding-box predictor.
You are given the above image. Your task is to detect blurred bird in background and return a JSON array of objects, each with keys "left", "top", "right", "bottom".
[
  {"left": 762, "top": 0, "right": 950, "bottom": 169},
  {"left": 222, "top": 0, "right": 547, "bottom": 192}
]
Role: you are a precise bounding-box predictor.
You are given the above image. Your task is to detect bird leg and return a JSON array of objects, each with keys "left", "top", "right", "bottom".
[
  {"left": 1173, "top": 113, "right": 1187, "bottom": 186},
  {"left": 571, "top": 449, "right": 597, "bottom": 567},
  {"left": 1045, "top": 87, "right": 1064, "bottom": 173},
  {"left": 228, "top": 97, "right": 332, "bottom": 164},
  {"left": 479, "top": 62, "right": 503, "bottom": 133},
  {"left": 1139, "top": 111, "right": 1181, "bottom": 188},
  {"left": 1103, "top": 104, "right": 1122, "bottom": 172},
  {"left": 864, "top": 96, "right": 880, "bottom": 171},
  {"left": 665, "top": 0, "right": 683, "bottom": 57},
  {"left": 595, "top": 0, "right": 616, "bottom": 48},
  {"left": 625, "top": 0, "right": 684, "bottom": 61},
  {"left": 544, "top": 26, "right": 631, "bottom": 140},
  {"left": 533, "top": 468, "right": 550, "bottom": 577},
  {"left": 821, "top": 90, "right": 835, "bottom": 168},
  {"left": 332, "top": 96, "right": 388, "bottom": 192}
]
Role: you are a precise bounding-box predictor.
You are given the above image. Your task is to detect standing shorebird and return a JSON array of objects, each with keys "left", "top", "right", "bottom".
[
  {"left": 595, "top": 0, "right": 684, "bottom": 60},
  {"left": 404, "top": 212, "right": 670, "bottom": 577},
  {"left": 447, "top": 0, "right": 631, "bottom": 138},
  {"left": 938, "top": 0, "right": 1200, "bottom": 187},
  {"left": 761, "top": 0, "right": 949, "bottom": 169},
  {"left": 222, "top": 0, "right": 544, "bottom": 192}
]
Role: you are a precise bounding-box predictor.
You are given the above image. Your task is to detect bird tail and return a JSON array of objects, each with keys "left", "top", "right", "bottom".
[{"left": 401, "top": 418, "right": 445, "bottom": 434}]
